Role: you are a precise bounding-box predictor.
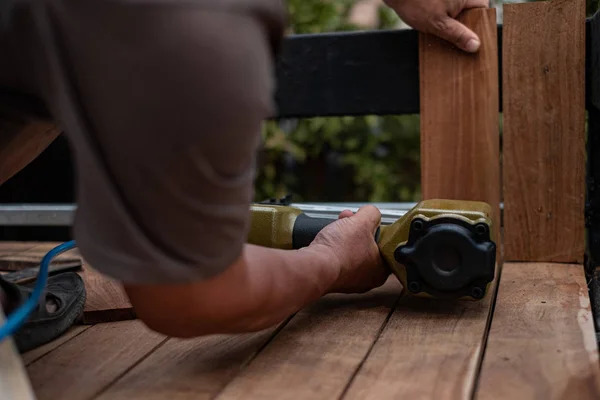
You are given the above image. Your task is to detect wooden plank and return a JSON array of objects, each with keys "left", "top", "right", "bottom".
[
  {"left": 0, "top": 241, "right": 43, "bottom": 259},
  {"left": 341, "top": 278, "right": 496, "bottom": 399},
  {"left": 0, "top": 309, "right": 36, "bottom": 400},
  {"left": 0, "top": 242, "right": 81, "bottom": 271},
  {"left": 476, "top": 263, "right": 600, "bottom": 399},
  {"left": 419, "top": 7, "right": 501, "bottom": 236},
  {"left": 213, "top": 278, "right": 401, "bottom": 400},
  {"left": 0, "top": 119, "right": 61, "bottom": 186},
  {"left": 2, "top": 261, "right": 82, "bottom": 285},
  {"left": 502, "top": 1, "right": 586, "bottom": 262},
  {"left": 21, "top": 325, "right": 91, "bottom": 366},
  {"left": 26, "top": 320, "right": 166, "bottom": 400},
  {"left": 95, "top": 326, "right": 285, "bottom": 400},
  {"left": 78, "top": 265, "right": 135, "bottom": 324}
]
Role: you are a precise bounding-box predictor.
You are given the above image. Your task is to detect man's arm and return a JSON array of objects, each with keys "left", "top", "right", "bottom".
[{"left": 124, "top": 207, "right": 388, "bottom": 338}]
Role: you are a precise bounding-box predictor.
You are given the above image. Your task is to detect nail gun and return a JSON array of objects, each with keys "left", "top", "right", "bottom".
[{"left": 247, "top": 198, "right": 496, "bottom": 300}]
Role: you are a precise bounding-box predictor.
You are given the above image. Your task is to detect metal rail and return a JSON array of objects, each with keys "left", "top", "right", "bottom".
[
  {"left": 0, "top": 203, "right": 414, "bottom": 226},
  {"left": 0, "top": 202, "right": 507, "bottom": 227}
]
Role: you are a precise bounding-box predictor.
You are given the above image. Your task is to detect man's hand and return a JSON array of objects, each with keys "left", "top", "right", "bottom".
[
  {"left": 124, "top": 205, "right": 390, "bottom": 338},
  {"left": 311, "top": 205, "right": 389, "bottom": 294},
  {"left": 384, "top": 0, "right": 489, "bottom": 53}
]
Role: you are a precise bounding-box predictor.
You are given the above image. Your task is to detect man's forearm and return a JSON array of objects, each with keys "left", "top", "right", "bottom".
[{"left": 124, "top": 243, "right": 342, "bottom": 337}]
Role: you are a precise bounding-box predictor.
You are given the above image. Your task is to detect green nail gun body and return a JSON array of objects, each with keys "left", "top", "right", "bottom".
[{"left": 247, "top": 199, "right": 496, "bottom": 301}]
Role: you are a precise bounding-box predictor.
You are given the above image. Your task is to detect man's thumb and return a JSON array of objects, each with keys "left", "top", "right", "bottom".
[
  {"left": 431, "top": 17, "right": 480, "bottom": 53},
  {"left": 353, "top": 205, "right": 382, "bottom": 230}
]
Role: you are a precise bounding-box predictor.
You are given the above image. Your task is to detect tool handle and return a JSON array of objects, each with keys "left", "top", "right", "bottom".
[
  {"left": 291, "top": 213, "right": 381, "bottom": 249},
  {"left": 292, "top": 214, "right": 333, "bottom": 249}
]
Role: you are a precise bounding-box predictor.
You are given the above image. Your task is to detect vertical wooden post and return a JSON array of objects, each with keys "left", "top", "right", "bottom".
[
  {"left": 419, "top": 8, "right": 501, "bottom": 241},
  {"left": 502, "top": 0, "right": 586, "bottom": 263}
]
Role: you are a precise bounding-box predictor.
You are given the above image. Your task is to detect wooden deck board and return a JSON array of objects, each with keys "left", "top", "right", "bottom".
[
  {"left": 21, "top": 325, "right": 91, "bottom": 366},
  {"left": 8, "top": 240, "right": 598, "bottom": 399},
  {"left": 476, "top": 263, "right": 600, "bottom": 399},
  {"left": 95, "top": 326, "right": 284, "bottom": 400},
  {"left": 214, "top": 278, "right": 401, "bottom": 400},
  {"left": 341, "top": 275, "right": 497, "bottom": 399},
  {"left": 26, "top": 320, "right": 166, "bottom": 400}
]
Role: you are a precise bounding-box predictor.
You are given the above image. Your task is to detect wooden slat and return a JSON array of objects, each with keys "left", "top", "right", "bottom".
[
  {"left": 95, "top": 327, "right": 284, "bottom": 400},
  {"left": 78, "top": 265, "right": 134, "bottom": 324},
  {"left": 21, "top": 325, "right": 91, "bottom": 366},
  {"left": 0, "top": 241, "right": 43, "bottom": 259},
  {"left": 341, "top": 279, "right": 496, "bottom": 399},
  {"left": 419, "top": 7, "right": 501, "bottom": 235},
  {"left": 476, "top": 263, "right": 600, "bottom": 399},
  {"left": 213, "top": 278, "right": 401, "bottom": 399},
  {"left": 502, "top": 1, "right": 586, "bottom": 262},
  {"left": 0, "top": 119, "right": 61, "bottom": 186},
  {"left": 26, "top": 320, "right": 166, "bottom": 400}
]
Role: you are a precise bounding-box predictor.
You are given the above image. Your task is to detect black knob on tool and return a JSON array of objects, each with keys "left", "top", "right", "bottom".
[{"left": 394, "top": 217, "right": 495, "bottom": 299}]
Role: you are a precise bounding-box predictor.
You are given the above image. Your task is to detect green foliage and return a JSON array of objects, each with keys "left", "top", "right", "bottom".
[{"left": 255, "top": 0, "right": 422, "bottom": 203}]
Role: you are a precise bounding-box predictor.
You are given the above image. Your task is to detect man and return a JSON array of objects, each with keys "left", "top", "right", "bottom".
[{"left": 0, "top": 0, "right": 487, "bottom": 349}]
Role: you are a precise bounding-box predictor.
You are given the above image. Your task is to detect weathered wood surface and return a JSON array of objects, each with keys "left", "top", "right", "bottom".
[
  {"left": 78, "top": 264, "right": 135, "bottom": 324},
  {"left": 26, "top": 321, "right": 166, "bottom": 400},
  {"left": 21, "top": 325, "right": 91, "bottom": 366},
  {"left": 419, "top": 7, "right": 501, "bottom": 237},
  {"left": 476, "top": 263, "right": 600, "bottom": 399},
  {"left": 501, "top": 0, "right": 586, "bottom": 263},
  {"left": 343, "top": 278, "right": 496, "bottom": 399},
  {"left": 96, "top": 327, "right": 283, "bottom": 400},
  {"left": 15, "top": 260, "right": 599, "bottom": 400},
  {"left": 215, "top": 279, "right": 401, "bottom": 400}
]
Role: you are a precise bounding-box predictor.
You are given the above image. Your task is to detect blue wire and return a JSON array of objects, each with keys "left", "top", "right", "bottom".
[{"left": 0, "top": 240, "right": 77, "bottom": 342}]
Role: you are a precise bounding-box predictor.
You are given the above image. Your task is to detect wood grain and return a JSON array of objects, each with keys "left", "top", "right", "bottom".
[
  {"left": 0, "top": 118, "right": 61, "bottom": 186},
  {"left": 214, "top": 278, "right": 401, "bottom": 400},
  {"left": 21, "top": 325, "right": 91, "bottom": 366},
  {"left": 96, "top": 327, "right": 283, "bottom": 400},
  {"left": 78, "top": 264, "right": 135, "bottom": 324},
  {"left": 342, "top": 279, "right": 496, "bottom": 399},
  {"left": 0, "top": 242, "right": 81, "bottom": 271},
  {"left": 419, "top": 8, "right": 500, "bottom": 235},
  {"left": 26, "top": 320, "right": 166, "bottom": 400},
  {"left": 502, "top": 1, "right": 586, "bottom": 262},
  {"left": 0, "top": 241, "right": 44, "bottom": 259},
  {"left": 476, "top": 263, "right": 600, "bottom": 399}
]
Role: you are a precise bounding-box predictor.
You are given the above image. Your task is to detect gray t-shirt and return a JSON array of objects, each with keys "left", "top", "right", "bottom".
[{"left": 0, "top": 0, "right": 286, "bottom": 284}]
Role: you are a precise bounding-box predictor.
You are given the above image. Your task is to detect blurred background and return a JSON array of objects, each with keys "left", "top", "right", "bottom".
[{"left": 0, "top": 0, "right": 598, "bottom": 209}]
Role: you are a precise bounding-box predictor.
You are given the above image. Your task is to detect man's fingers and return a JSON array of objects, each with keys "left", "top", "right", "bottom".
[
  {"left": 338, "top": 210, "right": 354, "bottom": 219},
  {"left": 430, "top": 17, "right": 480, "bottom": 53},
  {"left": 353, "top": 205, "right": 382, "bottom": 230},
  {"left": 464, "top": 0, "right": 489, "bottom": 8}
]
